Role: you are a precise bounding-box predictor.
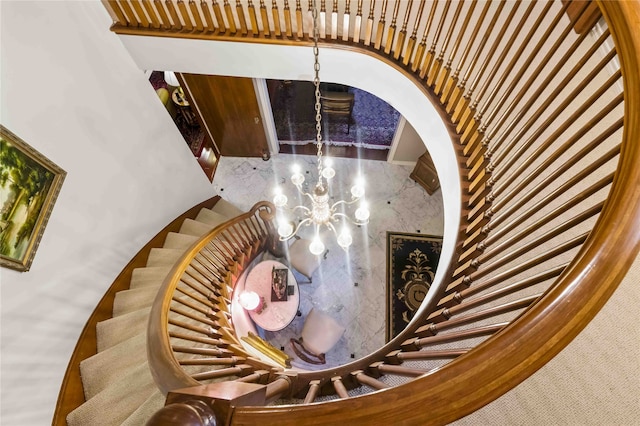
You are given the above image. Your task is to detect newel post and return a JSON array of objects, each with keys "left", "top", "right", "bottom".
[{"left": 147, "top": 382, "right": 267, "bottom": 426}]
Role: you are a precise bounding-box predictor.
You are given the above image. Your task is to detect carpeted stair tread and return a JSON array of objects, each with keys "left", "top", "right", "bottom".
[
  {"left": 195, "top": 208, "right": 230, "bottom": 227},
  {"left": 80, "top": 333, "right": 147, "bottom": 400},
  {"left": 146, "top": 247, "right": 186, "bottom": 267},
  {"left": 113, "top": 286, "right": 159, "bottom": 317},
  {"left": 97, "top": 307, "right": 151, "bottom": 351},
  {"left": 120, "top": 389, "right": 166, "bottom": 426},
  {"left": 179, "top": 218, "right": 215, "bottom": 237},
  {"left": 67, "top": 362, "right": 157, "bottom": 426},
  {"left": 129, "top": 265, "right": 173, "bottom": 289},
  {"left": 163, "top": 232, "right": 199, "bottom": 250},
  {"left": 211, "top": 198, "right": 243, "bottom": 218}
]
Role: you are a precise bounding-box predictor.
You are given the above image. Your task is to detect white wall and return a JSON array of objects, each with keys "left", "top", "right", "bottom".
[{"left": 0, "top": 2, "right": 214, "bottom": 424}]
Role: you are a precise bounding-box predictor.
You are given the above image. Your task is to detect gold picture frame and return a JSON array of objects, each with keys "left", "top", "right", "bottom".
[{"left": 0, "top": 125, "right": 66, "bottom": 271}]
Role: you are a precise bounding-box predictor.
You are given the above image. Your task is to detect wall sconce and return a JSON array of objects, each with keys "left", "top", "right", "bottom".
[{"left": 239, "top": 290, "right": 265, "bottom": 314}]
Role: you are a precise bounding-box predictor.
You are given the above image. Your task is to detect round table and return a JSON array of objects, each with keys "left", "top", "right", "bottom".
[{"left": 244, "top": 260, "right": 299, "bottom": 331}]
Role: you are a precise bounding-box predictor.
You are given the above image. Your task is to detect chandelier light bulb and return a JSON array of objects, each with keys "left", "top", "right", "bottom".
[
  {"left": 351, "top": 176, "right": 365, "bottom": 198},
  {"left": 291, "top": 164, "right": 305, "bottom": 186},
  {"left": 355, "top": 202, "right": 370, "bottom": 222},
  {"left": 309, "top": 235, "right": 325, "bottom": 255},
  {"left": 273, "top": 186, "right": 288, "bottom": 207},
  {"left": 277, "top": 219, "right": 294, "bottom": 238},
  {"left": 322, "top": 158, "right": 336, "bottom": 179},
  {"left": 337, "top": 228, "right": 353, "bottom": 249}
]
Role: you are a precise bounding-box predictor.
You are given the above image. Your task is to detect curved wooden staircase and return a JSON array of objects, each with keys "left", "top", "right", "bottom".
[{"left": 55, "top": 1, "right": 640, "bottom": 425}]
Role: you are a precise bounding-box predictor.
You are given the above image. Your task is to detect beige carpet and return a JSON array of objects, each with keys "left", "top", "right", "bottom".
[{"left": 454, "top": 252, "right": 640, "bottom": 426}]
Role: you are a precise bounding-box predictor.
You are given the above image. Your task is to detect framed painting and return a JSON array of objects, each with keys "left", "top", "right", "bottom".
[{"left": 0, "top": 125, "right": 66, "bottom": 271}]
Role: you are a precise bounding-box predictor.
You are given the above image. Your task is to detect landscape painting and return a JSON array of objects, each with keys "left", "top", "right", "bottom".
[{"left": 0, "top": 125, "right": 66, "bottom": 271}]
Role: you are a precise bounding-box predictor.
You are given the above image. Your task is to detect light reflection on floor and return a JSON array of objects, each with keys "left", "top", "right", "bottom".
[{"left": 213, "top": 154, "right": 444, "bottom": 369}]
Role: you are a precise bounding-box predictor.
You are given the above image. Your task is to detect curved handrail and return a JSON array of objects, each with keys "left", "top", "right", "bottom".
[
  {"left": 147, "top": 201, "right": 278, "bottom": 394},
  {"left": 108, "top": 0, "right": 640, "bottom": 423},
  {"left": 225, "top": 1, "right": 640, "bottom": 423}
]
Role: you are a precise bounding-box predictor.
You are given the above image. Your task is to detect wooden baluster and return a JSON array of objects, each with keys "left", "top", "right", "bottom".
[
  {"left": 271, "top": 0, "right": 282, "bottom": 37},
  {"left": 369, "top": 361, "right": 425, "bottom": 377},
  {"left": 235, "top": 370, "right": 269, "bottom": 383},
  {"left": 444, "top": 264, "right": 567, "bottom": 312},
  {"left": 363, "top": 0, "right": 375, "bottom": 46},
  {"left": 259, "top": 0, "right": 270, "bottom": 36},
  {"left": 342, "top": 0, "right": 351, "bottom": 41},
  {"left": 411, "top": 0, "right": 436, "bottom": 72},
  {"left": 419, "top": 0, "right": 450, "bottom": 79},
  {"left": 480, "top": 2, "right": 573, "bottom": 155},
  {"left": 191, "top": 364, "right": 254, "bottom": 381},
  {"left": 330, "top": 0, "right": 338, "bottom": 39},
  {"left": 403, "top": 323, "right": 507, "bottom": 351},
  {"left": 118, "top": 0, "right": 139, "bottom": 25},
  {"left": 131, "top": 0, "right": 151, "bottom": 27},
  {"left": 319, "top": 0, "right": 327, "bottom": 39},
  {"left": 303, "top": 380, "right": 322, "bottom": 403},
  {"left": 200, "top": 0, "right": 215, "bottom": 32},
  {"left": 374, "top": 0, "right": 388, "bottom": 50},
  {"left": 180, "top": 357, "right": 243, "bottom": 366},
  {"left": 169, "top": 328, "right": 224, "bottom": 345},
  {"left": 490, "top": 70, "right": 620, "bottom": 193},
  {"left": 283, "top": 0, "right": 293, "bottom": 38},
  {"left": 175, "top": 288, "right": 217, "bottom": 309},
  {"left": 247, "top": 0, "right": 260, "bottom": 35},
  {"left": 295, "top": 0, "right": 304, "bottom": 38},
  {"left": 172, "top": 346, "right": 233, "bottom": 357},
  {"left": 170, "top": 306, "right": 219, "bottom": 328},
  {"left": 331, "top": 376, "right": 349, "bottom": 399},
  {"left": 485, "top": 30, "right": 611, "bottom": 171},
  {"left": 385, "top": 348, "right": 468, "bottom": 363},
  {"left": 265, "top": 376, "right": 292, "bottom": 402},
  {"left": 211, "top": 1, "right": 225, "bottom": 33},
  {"left": 351, "top": 370, "right": 389, "bottom": 390},
  {"left": 223, "top": 0, "right": 236, "bottom": 33},
  {"left": 484, "top": 148, "right": 621, "bottom": 245},
  {"left": 454, "top": 1, "right": 510, "bottom": 135},
  {"left": 445, "top": 0, "right": 491, "bottom": 117},
  {"left": 427, "top": 0, "right": 464, "bottom": 88},
  {"left": 435, "top": 0, "right": 478, "bottom": 96},
  {"left": 352, "top": 0, "right": 363, "bottom": 43},
  {"left": 176, "top": 0, "right": 192, "bottom": 31},
  {"left": 165, "top": 0, "right": 183, "bottom": 30},
  {"left": 235, "top": 0, "right": 248, "bottom": 35},
  {"left": 417, "top": 296, "right": 540, "bottom": 338},
  {"left": 106, "top": 1, "right": 129, "bottom": 26},
  {"left": 154, "top": 0, "right": 171, "bottom": 30},
  {"left": 188, "top": 0, "right": 204, "bottom": 31},
  {"left": 393, "top": 0, "right": 412, "bottom": 60},
  {"left": 403, "top": 0, "right": 424, "bottom": 66},
  {"left": 173, "top": 296, "right": 210, "bottom": 317},
  {"left": 384, "top": 0, "right": 400, "bottom": 54}
]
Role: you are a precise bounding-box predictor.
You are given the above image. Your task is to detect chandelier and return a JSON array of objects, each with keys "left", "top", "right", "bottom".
[{"left": 272, "top": 0, "right": 370, "bottom": 256}]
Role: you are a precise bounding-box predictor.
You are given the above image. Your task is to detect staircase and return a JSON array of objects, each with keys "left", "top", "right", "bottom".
[
  {"left": 55, "top": 1, "right": 640, "bottom": 425},
  {"left": 65, "top": 197, "right": 245, "bottom": 426}
]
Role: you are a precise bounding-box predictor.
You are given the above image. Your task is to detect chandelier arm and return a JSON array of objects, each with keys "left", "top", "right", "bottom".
[
  {"left": 330, "top": 198, "right": 362, "bottom": 210},
  {"left": 332, "top": 212, "right": 368, "bottom": 226},
  {"left": 292, "top": 205, "right": 312, "bottom": 215}
]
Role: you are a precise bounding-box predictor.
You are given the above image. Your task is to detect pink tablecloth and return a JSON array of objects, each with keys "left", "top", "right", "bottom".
[{"left": 245, "top": 260, "right": 299, "bottom": 331}]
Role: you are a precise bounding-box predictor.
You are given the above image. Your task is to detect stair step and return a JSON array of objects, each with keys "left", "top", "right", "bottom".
[
  {"left": 179, "top": 218, "right": 215, "bottom": 237},
  {"left": 97, "top": 308, "right": 151, "bottom": 351},
  {"left": 66, "top": 362, "right": 157, "bottom": 426},
  {"left": 163, "top": 232, "right": 199, "bottom": 250},
  {"left": 211, "top": 198, "right": 243, "bottom": 218},
  {"left": 130, "top": 266, "right": 172, "bottom": 289},
  {"left": 80, "top": 333, "right": 147, "bottom": 400},
  {"left": 120, "top": 389, "right": 165, "bottom": 426},
  {"left": 146, "top": 248, "right": 185, "bottom": 267},
  {"left": 113, "top": 286, "right": 159, "bottom": 317},
  {"left": 195, "top": 208, "right": 231, "bottom": 227}
]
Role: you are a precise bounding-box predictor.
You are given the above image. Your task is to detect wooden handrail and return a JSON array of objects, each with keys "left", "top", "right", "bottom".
[
  {"left": 228, "top": 1, "right": 640, "bottom": 423},
  {"left": 100, "top": 1, "right": 640, "bottom": 424}
]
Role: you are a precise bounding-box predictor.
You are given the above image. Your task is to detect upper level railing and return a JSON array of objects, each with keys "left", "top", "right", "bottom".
[{"left": 107, "top": 1, "right": 640, "bottom": 423}]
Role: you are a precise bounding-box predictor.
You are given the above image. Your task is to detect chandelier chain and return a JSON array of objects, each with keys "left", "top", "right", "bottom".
[{"left": 311, "top": 0, "right": 324, "bottom": 187}]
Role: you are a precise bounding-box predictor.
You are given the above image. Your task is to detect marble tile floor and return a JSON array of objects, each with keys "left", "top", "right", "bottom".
[{"left": 213, "top": 153, "right": 444, "bottom": 370}]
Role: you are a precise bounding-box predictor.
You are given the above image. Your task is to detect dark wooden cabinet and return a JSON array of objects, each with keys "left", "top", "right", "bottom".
[{"left": 410, "top": 151, "right": 440, "bottom": 195}]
